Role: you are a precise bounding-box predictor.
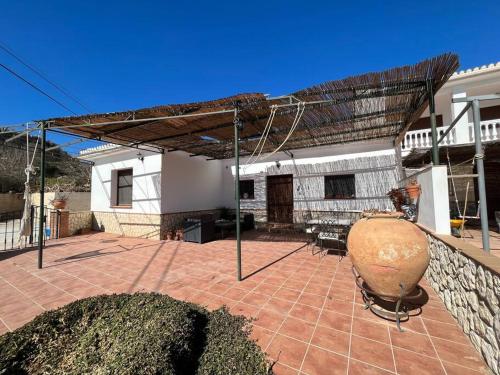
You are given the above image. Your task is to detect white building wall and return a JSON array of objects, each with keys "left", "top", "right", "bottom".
[
  {"left": 161, "top": 151, "right": 224, "bottom": 213},
  {"left": 90, "top": 149, "right": 162, "bottom": 214}
]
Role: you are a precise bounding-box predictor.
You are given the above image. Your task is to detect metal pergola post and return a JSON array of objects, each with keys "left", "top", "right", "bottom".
[
  {"left": 471, "top": 99, "right": 490, "bottom": 252},
  {"left": 234, "top": 107, "right": 242, "bottom": 281},
  {"left": 37, "top": 122, "right": 46, "bottom": 269},
  {"left": 427, "top": 80, "right": 439, "bottom": 165}
]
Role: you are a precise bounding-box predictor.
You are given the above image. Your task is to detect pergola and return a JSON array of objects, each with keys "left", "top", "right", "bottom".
[{"left": 34, "top": 53, "right": 459, "bottom": 279}]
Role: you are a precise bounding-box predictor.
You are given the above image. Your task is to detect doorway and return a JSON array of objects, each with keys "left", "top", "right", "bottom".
[{"left": 267, "top": 174, "right": 294, "bottom": 223}]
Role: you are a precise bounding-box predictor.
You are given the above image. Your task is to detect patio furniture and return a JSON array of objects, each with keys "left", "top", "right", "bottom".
[
  {"left": 183, "top": 215, "right": 215, "bottom": 244},
  {"left": 215, "top": 219, "right": 235, "bottom": 239},
  {"left": 305, "top": 211, "right": 359, "bottom": 257}
]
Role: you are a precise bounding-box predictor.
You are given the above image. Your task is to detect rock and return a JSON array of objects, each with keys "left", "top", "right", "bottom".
[
  {"left": 485, "top": 327, "right": 498, "bottom": 350},
  {"left": 476, "top": 266, "right": 487, "bottom": 298},
  {"left": 494, "top": 312, "right": 500, "bottom": 346},
  {"left": 480, "top": 340, "right": 498, "bottom": 375},
  {"left": 463, "top": 262, "right": 476, "bottom": 290},
  {"left": 474, "top": 314, "right": 486, "bottom": 338},
  {"left": 444, "top": 289, "right": 452, "bottom": 310},
  {"left": 469, "top": 291, "right": 479, "bottom": 312},
  {"left": 479, "top": 301, "right": 494, "bottom": 327},
  {"left": 485, "top": 288, "right": 499, "bottom": 315},
  {"left": 457, "top": 307, "right": 470, "bottom": 334},
  {"left": 470, "top": 330, "right": 482, "bottom": 351}
]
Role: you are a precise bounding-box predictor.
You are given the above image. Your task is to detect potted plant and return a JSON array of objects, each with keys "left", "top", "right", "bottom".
[
  {"left": 405, "top": 179, "right": 421, "bottom": 200},
  {"left": 51, "top": 192, "right": 69, "bottom": 209},
  {"left": 175, "top": 228, "right": 183, "bottom": 241}
]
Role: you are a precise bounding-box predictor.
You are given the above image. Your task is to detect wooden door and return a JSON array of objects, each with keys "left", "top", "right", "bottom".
[{"left": 267, "top": 174, "right": 293, "bottom": 223}]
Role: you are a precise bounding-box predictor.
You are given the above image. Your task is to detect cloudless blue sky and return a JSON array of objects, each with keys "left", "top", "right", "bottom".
[{"left": 1, "top": 0, "right": 499, "bottom": 153}]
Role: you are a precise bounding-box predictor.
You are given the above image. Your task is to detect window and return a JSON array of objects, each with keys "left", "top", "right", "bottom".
[
  {"left": 239, "top": 180, "right": 254, "bottom": 199},
  {"left": 116, "top": 169, "right": 133, "bottom": 206},
  {"left": 324, "top": 175, "right": 355, "bottom": 199}
]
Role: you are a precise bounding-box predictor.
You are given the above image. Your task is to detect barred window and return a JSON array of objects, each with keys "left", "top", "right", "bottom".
[
  {"left": 324, "top": 175, "right": 355, "bottom": 199},
  {"left": 239, "top": 180, "right": 254, "bottom": 199}
]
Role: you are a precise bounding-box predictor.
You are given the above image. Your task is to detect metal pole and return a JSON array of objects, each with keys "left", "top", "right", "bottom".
[
  {"left": 427, "top": 80, "right": 439, "bottom": 165},
  {"left": 234, "top": 108, "right": 242, "bottom": 281},
  {"left": 37, "top": 123, "right": 46, "bottom": 268},
  {"left": 471, "top": 100, "right": 490, "bottom": 252}
]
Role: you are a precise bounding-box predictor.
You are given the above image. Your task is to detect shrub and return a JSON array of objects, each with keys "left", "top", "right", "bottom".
[{"left": 0, "top": 293, "right": 271, "bottom": 375}]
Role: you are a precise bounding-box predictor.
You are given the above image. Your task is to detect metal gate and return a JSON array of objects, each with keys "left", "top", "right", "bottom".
[{"left": 0, "top": 206, "right": 60, "bottom": 251}]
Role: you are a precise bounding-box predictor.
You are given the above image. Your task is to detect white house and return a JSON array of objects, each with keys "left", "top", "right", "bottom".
[{"left": 69, "top": 56, "right": 499, "bottom": 240}]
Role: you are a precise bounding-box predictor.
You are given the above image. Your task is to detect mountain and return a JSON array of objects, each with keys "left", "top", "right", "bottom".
[{"left": 0, "top": 130, "right": 91, "bottom": 193}]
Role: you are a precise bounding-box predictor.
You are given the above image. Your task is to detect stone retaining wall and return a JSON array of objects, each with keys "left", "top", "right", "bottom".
[
  {"left": 68, "top": 211, "right": 93, "bottom": 235},
  {"left": 92, "top": 211, "right": 162, "bottom": 239},
  {"left": 425, "top": 232, "right": 499, "bottom": 374},
  {"left": 91, "top": 210, "right": 223, "bottom": 240}
]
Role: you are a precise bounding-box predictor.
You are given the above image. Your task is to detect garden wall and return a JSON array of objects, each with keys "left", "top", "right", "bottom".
[
  {"left": 0, "top": 193, "right": 24, "bottom": 214},
  {"left": 423, "top": 228, "right": 499, "bottom": 374}
]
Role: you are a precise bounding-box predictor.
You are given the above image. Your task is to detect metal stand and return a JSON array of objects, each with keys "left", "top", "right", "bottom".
[{"left": 352, "top": 266, "right": 423, "bottom": 332}]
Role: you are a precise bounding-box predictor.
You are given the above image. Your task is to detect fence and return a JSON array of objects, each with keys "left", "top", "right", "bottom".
[{"left": 0, "top": 206, "right": 60, "bottom": 251}]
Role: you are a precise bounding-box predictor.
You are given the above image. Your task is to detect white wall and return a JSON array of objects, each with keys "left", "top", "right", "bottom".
[
  {"left": 161, "top": 151, "right": 224, "bottom": 213},
  {"left": 90, "top": 149, "right": 162, "bottom": 214},
  {"left": 412, "top": 166, "right": 451, "bottom": 235}
]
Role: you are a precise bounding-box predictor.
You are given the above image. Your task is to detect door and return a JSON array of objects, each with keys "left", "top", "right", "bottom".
[{"left": 267, "top": 174, "right": 293, "bottom": 223}]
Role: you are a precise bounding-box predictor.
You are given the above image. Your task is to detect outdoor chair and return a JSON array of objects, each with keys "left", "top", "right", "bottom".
[{"left": 315, "top": 218, "right": 348, "bottom": 258}]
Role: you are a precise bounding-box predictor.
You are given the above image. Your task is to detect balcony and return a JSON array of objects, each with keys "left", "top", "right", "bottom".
[{"left": 401, "top": 119, "right": 500, "bottom": 152}]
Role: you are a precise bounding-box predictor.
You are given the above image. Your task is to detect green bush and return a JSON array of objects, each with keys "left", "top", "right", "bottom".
[{"left": 0, "top": 293, "right": 271, "bottom": 375}]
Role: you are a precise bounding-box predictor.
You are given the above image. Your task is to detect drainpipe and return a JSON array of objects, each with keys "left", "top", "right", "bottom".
[
  {"left": 471, "top": 100, "right": 490, "bottom": 252},
  {"left": 234, "top": 107, "right": 242, "bottom": 281},
  {"left": 38, "top": 122, "right": 46, "bottom": 269}
]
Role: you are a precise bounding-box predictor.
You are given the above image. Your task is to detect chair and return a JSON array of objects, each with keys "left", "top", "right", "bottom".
[{"left": 316, "top": 215, "right": 351, "bottom": 259}]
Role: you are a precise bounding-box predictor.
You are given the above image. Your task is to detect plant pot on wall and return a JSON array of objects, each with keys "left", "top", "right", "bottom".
[
  {"left": 51, "top": 199, "right": 67, "bottom": 210},
  {"left": 405, "top": 181, "right": 421, "bottom": 200}
]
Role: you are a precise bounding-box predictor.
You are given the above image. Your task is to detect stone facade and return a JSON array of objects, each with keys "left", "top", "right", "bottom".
[
  {"left": 92, "top": 211, "right": 162, "bottom": 239},
  {"left": 68, "top": 211, "right": 93, "bottom": 235},
  {"left": 425, "top": 232, "right": 500, "bottom": 374},
  {"left": 91, "top": 209, "right": 222, "bottom": 240},
  {"left": 240, "top": 153, "right": 400, "bottom": 222}
]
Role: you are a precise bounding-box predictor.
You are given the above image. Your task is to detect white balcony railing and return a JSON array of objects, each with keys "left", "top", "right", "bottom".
[
  {"left": 401, "top": 120, "right": 500, "bottom": 151},
  {"left": 468, "top": 120, "right": 500, "bottom": 143},
  {"left": 401, "top": 126, "right": 456, "bottom": 150}
]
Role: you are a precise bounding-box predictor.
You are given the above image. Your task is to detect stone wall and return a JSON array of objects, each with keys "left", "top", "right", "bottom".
[
  {"left": 92, "top": 211, "right": 162, "bottom": 239},
  {"left": 240, "top": 153, "right": 400, "bottom": 222},
  {"left": 425, "top": 231, "right": 499, "bottom": 374},
  {"left": 68, "top": 211, "right": 92, "bottom": 235},
  {"left": 92, "top": 209, "right": 222, "bottom": 240}
]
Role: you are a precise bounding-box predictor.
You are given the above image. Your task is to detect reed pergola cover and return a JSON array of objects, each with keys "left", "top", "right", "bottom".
[{"left": 42, "top": 53, "right": 459, "bottom": 159}]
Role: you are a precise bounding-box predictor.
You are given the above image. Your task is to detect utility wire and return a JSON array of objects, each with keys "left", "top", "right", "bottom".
[
  {"left": 0, "top": 41, "right": 92, "bottom": 113},
  {"left": 0, "top": 61, "right": 78, "bottom": 116}
]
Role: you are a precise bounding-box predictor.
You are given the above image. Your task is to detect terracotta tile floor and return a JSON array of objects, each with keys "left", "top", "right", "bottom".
[
  {"left": 462, "top": 228, "right": 500, "bottom": 258},
  {"left": 0, "top": 231, "right": 489, "bottom": 374}
]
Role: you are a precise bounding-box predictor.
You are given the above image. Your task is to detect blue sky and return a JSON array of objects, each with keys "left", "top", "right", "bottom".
[{"left": 1, "top": 1, "right": 499, "bottom": 153}]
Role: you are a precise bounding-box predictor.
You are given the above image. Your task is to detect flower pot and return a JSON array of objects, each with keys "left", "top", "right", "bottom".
[
  {"left": 405, "top": 182, "right": 421, "bottom": 200},
  {"left": 176, "top": 229, "right": 183, "bottom": 241},
  {"left": 166, "top": 231, "right": 173, "bottom": 241},
  {"left": 52, "top": 199, "right": 67, "bottom": 209},
  {"left": 347, "top": 212, "right": 429, "bottom": 300}
]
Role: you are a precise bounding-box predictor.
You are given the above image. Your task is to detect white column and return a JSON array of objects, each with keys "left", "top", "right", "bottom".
[
  {"left": 416, "top": 166, "right": 451, "bottom": 235},
  {"left": 451, "top": 90, "right": 471, "bottom": 144}
]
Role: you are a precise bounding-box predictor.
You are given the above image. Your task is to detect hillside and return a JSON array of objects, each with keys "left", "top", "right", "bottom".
[{"left": 0, "top": 130, "right": 91, "bottom": 193}]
